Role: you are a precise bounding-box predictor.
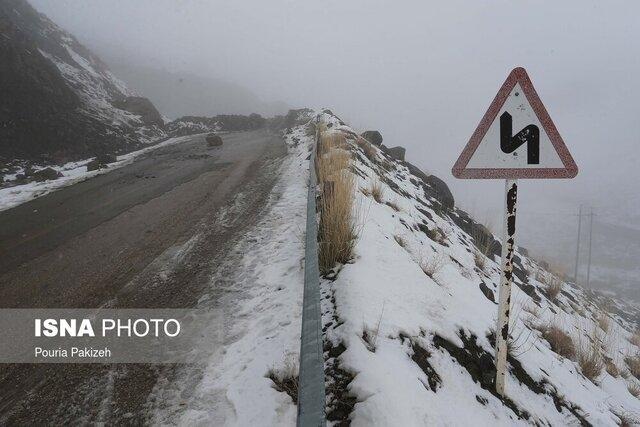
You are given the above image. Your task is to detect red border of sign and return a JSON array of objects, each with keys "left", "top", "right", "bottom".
[{"left": 452, "top": 67, "right": 578, "bottom": 179}]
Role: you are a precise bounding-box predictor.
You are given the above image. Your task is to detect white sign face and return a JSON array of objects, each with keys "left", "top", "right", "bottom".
[
  {"left": 452, "top": 67, "right": 578, "bottom": 179},
  {"left": 466, "top": 83, "right": 563, "bottom": 169}
]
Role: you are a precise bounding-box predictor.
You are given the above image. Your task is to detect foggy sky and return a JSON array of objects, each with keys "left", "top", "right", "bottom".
[{"left": 31, "top": 1, "right": 640, "bottom": 264}]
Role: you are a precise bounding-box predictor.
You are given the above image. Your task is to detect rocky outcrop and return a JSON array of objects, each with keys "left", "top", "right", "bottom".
[
  {"left": 361, "top": 130, "right": 383, "bottom": 146},
  {"left": 386, "top": 146, "right": 406, "bottom": 161},
  {"left": 425, "top": 175, "right": 454, "bottom": 210},
  {"left": 113, "top": 96, "right": 164, "bottom": 127}
]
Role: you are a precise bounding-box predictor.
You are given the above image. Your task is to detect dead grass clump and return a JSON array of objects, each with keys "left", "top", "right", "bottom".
[
  {"left": 625, "top": 354, "right": 640, "bottom": 380},
  {"left": 385, "top": 200, "right": 401, "bottom": 212},
  {"left": 597, "top": 312, "right": 611, "bottom": 333},
  {"left": 618, "top": 411, "right": 640, "bottom": 427},
  {"left": 606, "top": 360, "right": 620, "bottom": 378},
  {"left": 577, "top": 328, "right": 605, "bottom": 382},
  {"left": 522, "top": 302, "right": 541, "bottom": 319},
  {"left": 546, "top": 277, "right": 563, "bottom": 301},
  {"left": 266, "top": 356, "right": 299, "bottom": 404},
  {"left": 317, "top": 132, "right": 358, "bottom": 273},
  {"left": 368, "top": 179, "right": 384, "bottom": 203},
  {"left": 393, "top": 235, "right": 406, "bottom": 248},
  {"left": 470, "top": 224, "right": 493, "bottom": 271},
  {"left": 628, "top": 382, "right": 640, "bottom": 398},
  {"left": 420, "top": 252, "right": 447, "bottom": 281},
  {"left": 473, "top": 251, "right": 487, "bottom": 271},
  {"left": 541, "top": 325, "right": 576, "bottom": 360},
  {"left": 630, "top": 331, "right": 640, "bottom": 347}
]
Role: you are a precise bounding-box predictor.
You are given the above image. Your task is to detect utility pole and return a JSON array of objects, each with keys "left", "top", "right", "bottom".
[
  {"left": 586, "top": 208, "right": 594, "bottom": 288},
  {"left": 573, "top": 204, "right": 582, "bottom": 284}
]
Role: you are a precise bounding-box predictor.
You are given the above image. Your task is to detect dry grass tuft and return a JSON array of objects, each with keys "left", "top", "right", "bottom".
[
  {"left": 540, "top": 324, "right": 576, "bottom": 360},
  {"left": 546, "top": 277, "right": 563, "bottom": 301},
  {"left": 606, "top": 360, "right": 621, "bottom": 378},
  {"left": 628, "top": 382, "right": 640, "bottom": 398},
  {"left": 420, "top": 252, "right": 447, "bottom": 281},
  {"left": 266, "top": 355, "right": 299, "bottom": 404},
  {"left": 576, "top": 327, "right": 605, "bottom": 382},
  {"left": 470, "top": 224, "right": 493, "bottom": 271},
  {"left": 385, "top": 200, "right": 401, "bottom": 212},
  {"left": 630, "top": 331, "right": 640, "bottom": 347},
  {"left": 597, "top": 312, "right": 611, "bottom": 333},
  {"left": 317, "top": 131, "right": 359, "bottom": 273},
  {"left": 393, "top": 235, "right": 406, "bottom": 249},
  {"left": 626, "top": 354, "right": 640, "bottom": 380},
  {"left": 368, "top": 179, "right": 384, "bottom": 203}
]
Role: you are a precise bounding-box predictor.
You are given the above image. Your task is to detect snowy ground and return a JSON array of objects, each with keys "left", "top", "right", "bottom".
[
  {"left": 311, "top": 112, "right": 640, "bottom": 425},
  {"left": 148, "top": 122, "right": 313, "bottom": 426},
  {"left": 0, "top": 134, "right": 199, "bottom": 212}
]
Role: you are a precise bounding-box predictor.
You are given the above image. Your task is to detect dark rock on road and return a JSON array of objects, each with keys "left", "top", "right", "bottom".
[
  {"left": 32, "top": 167, "right": 62, "bottom": 182},
  {"left": 206, "top": 133, "right": 224, "bottom": 147}
]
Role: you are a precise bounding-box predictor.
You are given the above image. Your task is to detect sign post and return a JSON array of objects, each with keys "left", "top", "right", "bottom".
[{"left": 452, "top": 67, "right": 578, "bottom": 397}]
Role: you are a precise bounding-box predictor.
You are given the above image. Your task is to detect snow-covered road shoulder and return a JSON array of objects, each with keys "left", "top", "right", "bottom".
[{"left": 0, "top": 134, "right": 197, "bottom": 212}]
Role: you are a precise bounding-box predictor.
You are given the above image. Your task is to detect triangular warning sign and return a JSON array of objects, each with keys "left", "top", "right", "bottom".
[{"left": 452, "top": 67, "right": 578, "bottom": 179}]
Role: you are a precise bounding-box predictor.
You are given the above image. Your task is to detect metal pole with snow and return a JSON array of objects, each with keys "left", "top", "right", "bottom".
[
  {"left": 495, "top": 179, "right": 518, "bottom": 395},
  {"left": 452, "top": 67, "right": 578, "bottom": 397}
]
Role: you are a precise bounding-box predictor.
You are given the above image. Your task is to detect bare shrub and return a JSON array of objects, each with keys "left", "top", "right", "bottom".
[
  {"left": 540, "top": 324, "right": 576, "bottom": 360},
  {"left": 630, "top": 331, "right": 640, "bottom": 347},
  {"left": 317, "top": 132, "right": 358, "bottom": 273},
  {"left": 628, "top": 382, "right": 640, "bottom": 398},
  {"left": 420, "top": 252, "right": 447, "bottom": 281},
  {"left": 622, "top": 369, "right": 632, "bottom": 379},
  {"left": 576, "top": 327, "right": 605, "bottom": 382}
]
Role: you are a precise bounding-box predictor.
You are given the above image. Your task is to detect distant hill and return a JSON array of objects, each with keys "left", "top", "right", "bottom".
[
  {"left": 102, "top": 60, "right": 290, "bottom": 120},
  {"left": 0, "top": 0, "right": 165, "bottom": 166}
]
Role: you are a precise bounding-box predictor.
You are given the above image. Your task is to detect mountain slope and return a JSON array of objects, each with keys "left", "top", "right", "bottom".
[
  {"left": 101, "top": 61, "right": 290, "bottom": 119},
  {"left": 286, "top": 111, "right": 640, "bottom": 425},
  {"left": 0, "top": 0, "right": 164, "bottom": 166}
]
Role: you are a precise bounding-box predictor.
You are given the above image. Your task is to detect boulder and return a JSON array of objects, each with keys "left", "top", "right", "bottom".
[
  {"left": 206, "top": 133, "right": 223, "bottom": 147},
  {"left": 113, "top": 96, "right": 164, "bottom": 127},
  {"left": 86, "top": 159, "right": 107, "bottom": 172},
  {"left": 33, "top": 167, "right": 62, "bottom": 182},
  {"left": 387, "top": 146, "right": 406, "bottom": 161},
  {"left": 425, "top": 175, "right": 454, "bottom": 210},
  {"left": 361, "top": 130, "right": 383, "bottom": 146}
]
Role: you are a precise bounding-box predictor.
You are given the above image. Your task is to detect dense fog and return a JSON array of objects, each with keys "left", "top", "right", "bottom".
[{"left": 31, "top": 0, "right": 640, "bottom": 296}]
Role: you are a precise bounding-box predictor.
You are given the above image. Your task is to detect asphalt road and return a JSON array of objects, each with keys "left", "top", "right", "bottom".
[{"left": 0, "top": 130, "right": 286, "bottom": 424}]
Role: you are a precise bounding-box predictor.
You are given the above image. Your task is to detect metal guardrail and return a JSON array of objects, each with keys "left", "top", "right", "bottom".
[{"left": 296, "top": 126, "right": 326, "bottom": 426}]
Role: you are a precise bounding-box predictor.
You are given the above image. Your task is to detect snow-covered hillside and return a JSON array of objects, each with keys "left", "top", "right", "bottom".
[
  {"left": 0, "top": 0, "right": 165, "bottom": 167},
  {"left": 286, "top": 111, "right": 640, "bottom": 425}
]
